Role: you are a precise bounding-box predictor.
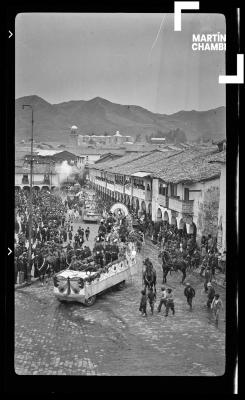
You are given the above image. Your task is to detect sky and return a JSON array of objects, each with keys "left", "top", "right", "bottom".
[{"left": 15, "top": 13, "right": 226, "bottom": 114}]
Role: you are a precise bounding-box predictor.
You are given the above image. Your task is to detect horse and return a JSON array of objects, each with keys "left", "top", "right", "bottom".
[
  {"left": 142, "top": 259, "right": 157, "bottom": 293},
  {"left": 36, "top": 254, "right": 56, "bottom": 284},
  {"left": 158, "top": 250, "right": 188, "bottom": 284}
]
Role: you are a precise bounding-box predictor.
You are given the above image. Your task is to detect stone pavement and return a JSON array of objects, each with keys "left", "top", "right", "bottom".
[
  {"left": 15, "top": 238, "right": 225, "bottom": 376},
  {"left": 15, "top": 207, "right": 225, "bottom": 376}
]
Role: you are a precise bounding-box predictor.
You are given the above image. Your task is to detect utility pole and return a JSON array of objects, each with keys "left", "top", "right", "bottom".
[{"left": 22, "top": 105, "right": 34, "bottom": 283}]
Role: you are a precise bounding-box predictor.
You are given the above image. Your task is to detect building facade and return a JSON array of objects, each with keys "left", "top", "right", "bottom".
[{"left": 88, "top": 146, "right": 225, "bottom": 242}]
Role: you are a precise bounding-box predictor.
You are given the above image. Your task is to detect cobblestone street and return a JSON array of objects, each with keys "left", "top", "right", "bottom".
[{"left": 15, "top": 220, "right": 225, "bottom": 376}]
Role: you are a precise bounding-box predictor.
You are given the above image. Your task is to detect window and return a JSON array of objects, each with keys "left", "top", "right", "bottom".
[
  {"left": 184, "top": 188, "right": 189, "bottom": 201},
  {"left": 43, "top": 174, "right": 50, "bottom": 184},
  {"left": 22, "top": 174, "right": 29, "bottom": 184},
  {"left": 170, "top": 183, "right": 178, "bottom": 197},
  {"left": 159, "top": 182, "right": 168, "bottom": 196}
]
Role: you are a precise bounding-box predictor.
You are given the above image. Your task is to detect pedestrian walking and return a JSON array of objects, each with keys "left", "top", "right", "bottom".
[
  {"left": 204, "top": 266, "right": 212, "bottom": 292},
  {"left": 85, "top": 227, "right": 90, "bottom": 241},
  {"left": 157, "top": 286, "right": 167, "bottom": 313},
  {"left": 165, "top": 288, "right": 175, "bottom": 317},
  {"left": 148, "top": 287, "right": 156, "bottom": 315},
  {"left": 211, "top": 294, "right": 223, "bottom": 323},
  {"left": 207, "top": 282, "right": 215, "bottom": 309},
  {"left": 139, "top": 289, "right": 147, "bottom": 317},
  {"left": 184, "top": 283, "right": 195, "bottom": 309}
]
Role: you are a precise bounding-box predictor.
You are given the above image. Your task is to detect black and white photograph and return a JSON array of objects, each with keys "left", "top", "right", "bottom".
[{"left": 6, "top": 5, "right": 239, "bottom": 389}]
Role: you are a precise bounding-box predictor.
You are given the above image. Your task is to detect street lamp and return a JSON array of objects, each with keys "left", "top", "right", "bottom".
[{"left": 22, "top": 104, "right": 34, "bottom": 284}]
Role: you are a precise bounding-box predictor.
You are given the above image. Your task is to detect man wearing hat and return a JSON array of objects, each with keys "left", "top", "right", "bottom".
[
  {"left": 111, "top": 239, "right": 119, "bottom": 261},
  {"left": 184, "top": 283, "right": 196, "bottom": 309},
  {"left": 157, "top": 286, "right": 167, "bottom": 313},
  {"left": 204, "top": 265, "right": 212, "bottom": 292},
  {"left": 207, "top": 282, "right": 215, "bottom": 309}
]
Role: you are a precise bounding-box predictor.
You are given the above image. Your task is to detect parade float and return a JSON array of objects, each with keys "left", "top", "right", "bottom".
[
  {"left": 82, "top": 210, "right": 101, "bottom": 223},
  {"left": 53, "top": 246, "right": 137, "bottom": 305},
  {"left": 53, "top": 202, "right": 138, "bottom": 305}
]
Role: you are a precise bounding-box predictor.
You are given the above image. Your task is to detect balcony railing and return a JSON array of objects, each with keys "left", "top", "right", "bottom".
[
  {"left": 158, "top": 194, "right": 169, "bottom": 208},
  {"left": 125, "top": 185, "right": 132, "bottom": 196},
  {"left": 168, "top": 197, "right": 194, "bottom": 214},
  {"left": 145, "top": 190, "right": 152, "bottom": 201},
  {"left": 132, "top": 187, "right": 145, "bottom": 200},
  {"left": 114, "top": 184, "right": 124, "bottom": 194},
  {"left": 107, "top": 183, "right": 115, "bottom": 191},
  {"left": 94, "top": 178, "right": 106, "bottom": 187}
]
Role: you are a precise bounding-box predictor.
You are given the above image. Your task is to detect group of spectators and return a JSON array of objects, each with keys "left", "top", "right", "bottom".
[{"left": 14, "top": 188, "right": 79, "bottom": 283}]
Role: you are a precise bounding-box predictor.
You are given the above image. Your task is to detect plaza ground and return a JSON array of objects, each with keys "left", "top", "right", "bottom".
[{"left": 15, "top": 217, "right": 225, "bottom": 376}]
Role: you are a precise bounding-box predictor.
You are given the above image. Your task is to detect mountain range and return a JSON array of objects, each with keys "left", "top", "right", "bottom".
[{"left": 15, "top": 95, "right": 226, "bottom": 144}]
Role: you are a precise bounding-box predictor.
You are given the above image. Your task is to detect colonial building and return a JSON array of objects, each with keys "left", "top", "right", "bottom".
[
  {"left": 88, "top": 145, "right": 226, "bottom": 242},
  {"left": 208, "top": 151, "right": 226, "bottom": 251},
  {"left": 78, "top": 131, "right": 133, "bottom": 146},
  {"left": 15, "top": 164, "right": 59, "bottom": 191}
]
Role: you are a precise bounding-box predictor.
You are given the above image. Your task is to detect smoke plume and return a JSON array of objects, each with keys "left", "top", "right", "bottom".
[{"left": 55, "top": 160, "right": 73, "bottom": 184}]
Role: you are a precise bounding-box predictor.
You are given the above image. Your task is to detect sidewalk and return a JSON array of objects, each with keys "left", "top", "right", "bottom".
[{"left": 15, "top": 276, "right": 40, "bottom": 290}]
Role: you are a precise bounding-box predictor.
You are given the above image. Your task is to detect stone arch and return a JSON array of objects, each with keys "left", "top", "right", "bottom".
[
  {"left": 141, "top": 201, "right": 146, "bottom": 212},
  {"left": 15, "top": 186, "right": 21, "bottom": 191},
  {"left": 157, "top": 208, "right": 163, "bottom": 221},
  {"left": 33, "top": 186, "right": 40, "bottom": 191},
  {"left": 163, "top": 211, "right": 169, "bottom": 222},
  {"left": 135, "top": 198, "right": 140, "bottom": 212},
  {"left": 148, "top": 203, "right": 152, "bottom": 215},
  {"left": 186, "top": 222, "right": 197, "bottom": 236},
  {"left": 41, "top": 185, "right": 49, "bottom": 191},
  {"left": 23, "top": 186, "right": 30, "bottom": 191},
  {"left": 170, "top": 215, "right": 177, "bottom": 226},
  {"left": 178, "top": 218, "right": 185, "bottom": 230}
]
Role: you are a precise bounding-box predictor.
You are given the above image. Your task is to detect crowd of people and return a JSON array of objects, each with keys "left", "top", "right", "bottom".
[
  {"left": 139, "top": 281, "right": 223, "bottom": 323},
  {"left": 14, "top": 188, "right": 94, "bottom": 284},
  {"left": 14, "top": 187, "right": 132, "bottom": 284},
  {"left": 15, "top": 185, "right": 225, "bottom": 323}
]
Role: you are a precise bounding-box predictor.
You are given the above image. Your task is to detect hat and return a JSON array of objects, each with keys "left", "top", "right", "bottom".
[{"left": 207, "top": 282, "right": 212, "bottom": 287}]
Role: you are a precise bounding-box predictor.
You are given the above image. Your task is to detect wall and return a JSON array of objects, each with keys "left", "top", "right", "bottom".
[
  {"left": 87, "top": 155, "right": 101, "bottom": 164},
  {"left": 217, "top": 164, "right": 226, "bottom": 251},
  {"left": 196, "top": 179, "right": 220, "bottom": 239}
]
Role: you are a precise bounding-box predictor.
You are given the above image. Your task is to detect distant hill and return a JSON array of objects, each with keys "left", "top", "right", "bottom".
[{"left": 15, "top": 95, "right": 226, "bottom": 144}]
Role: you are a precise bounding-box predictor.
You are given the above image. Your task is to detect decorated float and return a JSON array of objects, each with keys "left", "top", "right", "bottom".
[
  {"left": 53, "top": 246, "right": 137, "bottom": 305},
  {"left": 53, "top": 202, "right": 138, "bottom": 305},
  {"left": 82, "top": 210, "right": 101, "bottom": 223}
]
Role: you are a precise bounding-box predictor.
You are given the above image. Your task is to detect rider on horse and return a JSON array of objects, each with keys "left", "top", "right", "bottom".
[{"left": 142, "top": 258, "right": 157, "bottom": 293}]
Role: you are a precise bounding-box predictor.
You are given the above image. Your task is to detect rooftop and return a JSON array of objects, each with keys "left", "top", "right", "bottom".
[
  {"left": 91, "top": 151, "right": 154, "bottom": 171},
  {"left": 90, "top": 145, "right": 223, "bottom": 184},
  {"left": 15, "top": 164, "right": 57, "bottom": 174},
  {"left": 150, "top": 148, "right": 225, "bottom": 183}
]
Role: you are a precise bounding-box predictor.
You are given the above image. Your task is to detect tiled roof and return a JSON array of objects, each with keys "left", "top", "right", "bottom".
[
  {"left": 92, "top": 152, "right": 150, "bottom": 171},
  {"left": 208, "top": 151, "right": 226, "bottom": 164},
  {"left": 112, "top": 150, "right": 180, "bottom": 175},
  {"left": 15, "top": 164, "right": 57, "bottom": 174},
  {"left": 152, "top": 149, "right": 225, "bottom": 183},
  {"left": 94, "top": 145, "right": 223, "bottom": 183}
]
